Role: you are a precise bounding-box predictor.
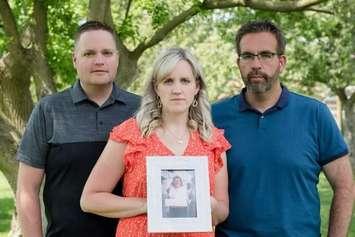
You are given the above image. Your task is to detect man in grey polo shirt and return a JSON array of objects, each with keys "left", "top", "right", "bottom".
[{"left": 16, "top": 21, "right": 140, "bottom": 237}]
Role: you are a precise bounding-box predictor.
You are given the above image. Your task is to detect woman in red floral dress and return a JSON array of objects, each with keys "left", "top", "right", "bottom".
[{"left": 80, "top": 48, "right": 231, "bottom": 237}]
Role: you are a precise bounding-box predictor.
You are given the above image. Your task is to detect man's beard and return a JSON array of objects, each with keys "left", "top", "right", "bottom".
[{"left": 242, "top": 69, "right": 279, "bottom": 94}]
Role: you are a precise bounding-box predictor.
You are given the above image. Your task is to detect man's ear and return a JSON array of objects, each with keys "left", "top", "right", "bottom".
[
  {"left": 72, "top": 53, "right": 77, "bottom": 66},
  {"left": 236, "top": 57, "right": 240, "bottom": 67},
  {"left": 279, "top": 55, "right": 287, "bottom": 71}
]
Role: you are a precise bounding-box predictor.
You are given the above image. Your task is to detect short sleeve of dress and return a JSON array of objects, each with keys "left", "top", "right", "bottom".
[
  {"left": 109, "top": 118, "right": 147, "bottom": 170},
  {"left": 209, "top": 127, "right": 231, "bottom": 173},
  {"left": 109, "top": 117, "right": 139, "bottom": 143}
]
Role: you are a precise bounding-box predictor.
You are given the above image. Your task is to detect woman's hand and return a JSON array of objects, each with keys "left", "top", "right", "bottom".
[
  {"left": 210, "top": 151, "right": 229, "bottom": 226},
  {"left": 210, "top": 196, "right": 217, "bottom": 226}
]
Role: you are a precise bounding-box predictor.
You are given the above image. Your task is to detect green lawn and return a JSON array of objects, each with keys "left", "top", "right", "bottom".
[
  {"left": 0, "top": 172, "right": 15, "bottom": 237},
  {"left": 0, "top": 172, "right": 353, "bottom": 236},
  {"left": 318, "top": 173, "right": 355, "bottom": 237}
]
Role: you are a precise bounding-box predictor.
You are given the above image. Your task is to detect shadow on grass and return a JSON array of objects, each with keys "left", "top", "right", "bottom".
[{"left": 0, "top": 197, "right": 14, "bottom": 233}]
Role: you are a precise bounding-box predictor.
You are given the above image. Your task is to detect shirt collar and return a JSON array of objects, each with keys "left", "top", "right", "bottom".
[
  {"left": 238, "top": 84, "right": 289, "bottom": 112},
  {"left": 70, "top": 80, "right": 88, "bottom": 104},
  {"left": 70, "top": 80, "right": 130, "bottom": 105}
]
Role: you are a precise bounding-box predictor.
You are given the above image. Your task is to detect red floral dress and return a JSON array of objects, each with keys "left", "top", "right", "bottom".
[{"left": 109, "top": 118, "right": 231, "bottom": 237}]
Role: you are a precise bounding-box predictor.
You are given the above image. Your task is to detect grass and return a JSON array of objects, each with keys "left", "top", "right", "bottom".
[
  {"left": 318, "top": 173, "right": 355, "bottom": 237},
  {"left": 0, "top": 172, "right": 353, "bottom": 236},
  {"left": 0, "top": 172, "right": 15, "bottom": 237}
]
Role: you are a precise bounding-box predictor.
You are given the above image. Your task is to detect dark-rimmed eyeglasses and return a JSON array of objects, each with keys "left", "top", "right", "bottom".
[{"left": 239, "top": 52, "right": 279, "bottom": 63}]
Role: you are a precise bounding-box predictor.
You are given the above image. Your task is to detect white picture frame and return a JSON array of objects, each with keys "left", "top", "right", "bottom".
[{"left": 146, "top": 156, "right": 212, "bottom": 233}]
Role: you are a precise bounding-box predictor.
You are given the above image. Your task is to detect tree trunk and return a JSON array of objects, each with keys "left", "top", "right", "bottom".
[
  {"left": 88, "top": 0, "right": 113, "bottom": 25},
  {"left": 0, "top": 53, "right": 33, "bottom": 237},
  {"left": 342, "top": 98, "right": 355, "bottom": 170},
  {"left": 0, "top": 52, "right": 33, "bottom": 192},
  {"left": 116, "top": 50, "right": 140, "bottom": 89}
]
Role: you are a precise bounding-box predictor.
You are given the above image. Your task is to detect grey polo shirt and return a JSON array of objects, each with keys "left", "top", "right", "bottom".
[
  {"left": 17, "top": 80, "right": 140, "bottom": 167},
  {"left": 17, "top": 80, "right": 140, "bottom": 237}
]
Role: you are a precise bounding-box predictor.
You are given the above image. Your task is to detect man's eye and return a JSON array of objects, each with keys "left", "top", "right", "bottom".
[
  {"left": 83, "top": 52, "right": 95, "bottom": 57},
  {"left": 102, "top": 51, "right": 114, "bottom": 56},
  {"left": 240, "top": 54, "right": 254, "bottom": 60},
  {"left": 260, "top": 53, "right": 274, "bottom": 59}
]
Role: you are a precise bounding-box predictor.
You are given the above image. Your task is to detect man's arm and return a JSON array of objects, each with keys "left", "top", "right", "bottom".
[
  {"left": 323, "top": 155, "right": 354, "bottom": 237},
  {"left": 16, "top": 162, "right": 45, "bottom": 237}
]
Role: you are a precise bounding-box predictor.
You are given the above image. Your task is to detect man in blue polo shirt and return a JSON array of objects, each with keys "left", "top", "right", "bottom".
[
  {"left": 212, "top": 20, "right": 354, "bottom": 237},
  {"left": 16, "top": 21, "right": 140, "bottom": 236}
]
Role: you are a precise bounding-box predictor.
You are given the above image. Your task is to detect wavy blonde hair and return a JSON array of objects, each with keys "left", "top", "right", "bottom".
[{"left": 135, "top": 47, "right": 213, "bottom": 141}]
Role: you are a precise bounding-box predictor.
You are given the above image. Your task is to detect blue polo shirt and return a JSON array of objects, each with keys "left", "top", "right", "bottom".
[{"left": 212, "top": 87, "right": 348, "bottom": 237}]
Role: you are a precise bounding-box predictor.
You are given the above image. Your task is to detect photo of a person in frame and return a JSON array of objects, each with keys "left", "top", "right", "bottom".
[{"left": 161, "top": 170, "right": 197, "bottom": 218}]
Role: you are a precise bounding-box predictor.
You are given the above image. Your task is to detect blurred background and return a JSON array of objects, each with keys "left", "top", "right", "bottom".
[{"left": 0, "top": 0, "right": 354, "bottom": 236}]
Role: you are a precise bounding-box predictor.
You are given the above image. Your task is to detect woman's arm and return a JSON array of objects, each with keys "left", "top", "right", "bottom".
[
  {"left": 80, "top": 140, "right": 147, "bottom": 218},
  {"left": 211, "top": 152, "right": 229, "bottom": 226}
]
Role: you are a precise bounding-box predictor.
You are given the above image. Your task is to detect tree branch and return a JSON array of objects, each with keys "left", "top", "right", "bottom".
[
  {"left": 0, "top": 0, "right": 22, "bottom": 52},
  {"left": 29, "top": 0, "right": 55, "bottom": 97},
  {"left": 202, "top": 0, "right": 329, "bottom": 12},
  {"left": 119, "top": 0, "right": 133, "bottom": 54},
  {"left": 33, "top": 0, "right": 48, "bottom": 50},
  {"left": 305, "top": 7, "right": 333, "bottom": 14},
  {"left": 124, "top": 0, "right": 132, "bottom": 21},
  {"left": 132, "top": 0, "right": 328, "bottom": 57},
  {"left": 133, "top": 5, "right": 201, "bottom": 56}
]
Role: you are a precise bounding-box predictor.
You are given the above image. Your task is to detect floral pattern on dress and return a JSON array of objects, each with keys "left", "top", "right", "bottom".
[{"left": 109, "top": 118, "right": 231, "bottom": 237}]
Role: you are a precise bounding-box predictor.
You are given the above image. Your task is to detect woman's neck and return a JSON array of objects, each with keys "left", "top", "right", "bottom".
[
  {"left": 156, "top": 111, "right": 190, "bottom": 155},
  {"left": 161, "top": 111, "right": 189, "bottom": 129}
]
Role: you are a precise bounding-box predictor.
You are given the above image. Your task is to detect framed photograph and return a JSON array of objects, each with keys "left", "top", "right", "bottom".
[{"left": 146, "top": 156, "right": 212, "bottom": 233}]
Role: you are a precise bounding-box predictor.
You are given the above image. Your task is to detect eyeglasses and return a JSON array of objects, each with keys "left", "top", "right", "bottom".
[{"left": 239, "top": 52, "right": 279, "bottom": 63}]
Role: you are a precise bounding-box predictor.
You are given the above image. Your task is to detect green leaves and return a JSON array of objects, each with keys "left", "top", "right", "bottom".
[
  {"left": 118, "top": 15, "right": 137, "bottom": 41},
  {"left": 150, "top": 2, "right": 170, "bottom": 29},
  {"left": 46, "top": 1, "right": 84, "bottom": 89}
]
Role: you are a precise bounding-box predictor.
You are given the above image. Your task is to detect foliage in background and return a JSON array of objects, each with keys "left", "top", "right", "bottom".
[
  {"left": 46, "top": 1, "right": 85, "bottom": 90},
  {"left": 0, "top": 1, "right": 354, "bottom": 235}
]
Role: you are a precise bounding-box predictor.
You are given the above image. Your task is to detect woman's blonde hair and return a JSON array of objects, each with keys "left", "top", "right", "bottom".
[{"left": 136, "top": 47, "right": 213, "bottom": 141}]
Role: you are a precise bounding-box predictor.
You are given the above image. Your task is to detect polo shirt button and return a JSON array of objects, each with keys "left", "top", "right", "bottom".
[
  {"left": 99, "top": 121, "right": 103, "bottom": 125},
  {"left": 261, "top": 115, "right": 264, "bottom": 119}
]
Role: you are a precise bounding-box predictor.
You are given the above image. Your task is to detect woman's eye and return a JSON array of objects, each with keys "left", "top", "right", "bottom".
[
  {"left": 163, "top": 78, "right": 173, "bottom": 84},
  {"left": 181, "top": 78, "right": 191, "bottom": 84}
]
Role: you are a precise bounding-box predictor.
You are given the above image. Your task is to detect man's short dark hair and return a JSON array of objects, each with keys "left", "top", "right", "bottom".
[
  {"left": 235, "top": 20, "right": 286, "bottom": 55},
  {"left": 74, "top": 20, "right": 117, "bottom": 48}
]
